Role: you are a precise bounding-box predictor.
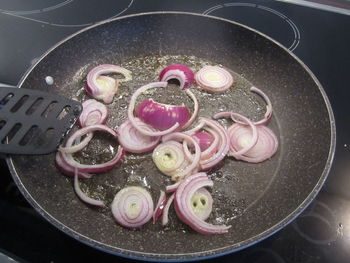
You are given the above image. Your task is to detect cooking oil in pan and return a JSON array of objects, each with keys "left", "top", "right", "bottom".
[{"left": 71, "top": 54, "right": 280, "bottom": 232}]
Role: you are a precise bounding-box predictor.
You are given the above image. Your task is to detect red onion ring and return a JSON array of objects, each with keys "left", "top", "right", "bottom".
[
  {"left": 192, "top": 131, "right": 215, "bottom": 151},
  {"left": 55, "top": 151, "right": 92, "bottom": 179},
  {"left": 78, "top": 99, "right": 109, "bottom": 127},
  {"left": 214, "top": 86, "right": 273, "bottom": 125},
  {"left": 128, "top": 82, "right": 180, "bottom": 137},
  {"left": 60, "top": 124, "right": 124, "bottom": 173},
  {"left": 73, "top": 168, "right": 104, "bottom": 207},
  {"left": 111, "top": 186, "right": 154, "bottom": 228},
  {"left": 118, "top": 118, "right": 160, "bottom": 153},
  {"left": 195, "top": 66, "right": 234, "bottom": 93},
  {"left": 250, "top": 86, "right": 273, "bottom": 125},
  {"left": 159, "top": 64, "right": 195, "bottom": 89},
  {"left": 174, "top": 173, "right": 231, "bottom": 234},
  {"left": 161, "top": 193, "right": 175, "bottom": 226},
  {"left": 86, "top": 64, "right": 132, "bottom": 104},
  {"left": 165, "top": 181, "right": 181, "bottom": 193},
  {"left": 227, "top": 113, "right": 258, "bottom": 158},
  {"left": 213, "top": 112, "right": 258, "bottom": 158},
  {"left": 153, "top": 190, "right": 166, "bottom": 223},
  {"left": 162, "top": 132, "right": 201, "bottom": 180},
  {"left": 58, "top": 133, "right": 93, "bottom": 154},
  {"left": 131, "top": 83, "right": 198, "bottom": 133},
  {"left": 135, "top": 99, "right": 191, "bottom": 131},
  {"left": 184, "top": 118, "right": 229, "bottom": 170},
  {"left": 181, "top": 90, "right": 199, "bottom": 130},
  {"left": 229, "top": 124, "right": 278, "bottom": 163},
  {"left": 184, "top": 126, "right": 221, "bottom": 162}
]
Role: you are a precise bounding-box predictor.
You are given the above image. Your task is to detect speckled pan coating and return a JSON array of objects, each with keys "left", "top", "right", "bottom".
[{"left": 7, "top": 12, "right": 335, "bottom": 261}]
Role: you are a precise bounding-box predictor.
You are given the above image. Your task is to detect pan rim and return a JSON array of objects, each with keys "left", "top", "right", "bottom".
[{"left": 7, "top": 11, "right": 336, "bottom": 261}]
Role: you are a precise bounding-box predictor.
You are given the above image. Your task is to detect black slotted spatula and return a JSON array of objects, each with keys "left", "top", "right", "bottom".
[{"left": 0, "top": 87, "right": 82, "bottom": 155}]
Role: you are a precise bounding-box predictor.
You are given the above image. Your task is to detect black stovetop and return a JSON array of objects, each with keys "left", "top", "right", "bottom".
[{"left": 1, "top": 0, "right": 350, "bottom": 262}]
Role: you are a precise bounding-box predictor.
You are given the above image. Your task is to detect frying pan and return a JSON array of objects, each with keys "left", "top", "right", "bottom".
[{"left": 5, "top": 12, "right": 335, "bottom": 261}]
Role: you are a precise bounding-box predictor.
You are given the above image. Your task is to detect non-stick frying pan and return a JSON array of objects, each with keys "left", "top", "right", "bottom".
[{"left": 5, "top": 12, "right": 335, "bottom": 261}]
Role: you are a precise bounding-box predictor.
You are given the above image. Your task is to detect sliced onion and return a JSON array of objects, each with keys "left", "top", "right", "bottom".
[
  {"left": 153, "top": 190, "right": 166, "bottom": 223},
  {"left": 133, "top": 84, "right": 198, "bottom": 132},
  {"left": 227, "top": 113, "right": 258, "bottom": 158},
  {"left": 250, "top": 86, "right": 273, "bottom": 125},
  {"left": 58, "top": 133, "right": 93, "bottom": 154},
  {"left": 181, "top": 90, "right": 199, "bottom": 130},
  {"left": 162, "top": 132, "right": 201, "bottom": 180},
  {"left": 165, "top": 181, "right": 181, "bottom": 193},
  {"left": 128, "top": 81, "right": 180, "bottom": 137},
  {"left": 74, "top": 168, "right": 104, "bottom": 207},
  {"left": 152, "top": 141, "right": 190, "bottom": 181},
  {"left": 118, "top": 118, "right": 160, "bottom": 153},
  {"left": 187, "top": 126, "right": 221, "bottom": 162},
  {"left": 60, "top": 124, "right": 124, "bottom": 173},
  {"left": 86, "top": 64, "right": 132, "bottom": 104},
  {"left": 192, "top": 131, "right": 215, "bottom": 151},
  {"left": 213, "top": 86, "right": 273, "bottom": 125},
  {"left": 159, "top": 64, "right": 195, "bottom": 89},
  {"left": 213, "top": 112, "right": 258, "bottom": 158},
  {"left": 111, "top": 186, "right": 154, "bottom": 228},
  {"left": 135, "top": 99, "right": 190, "bottom": 131},
  {"left": 174, "top": 173, "right": 231, "bottom": 234},
  {"left": 161, "top": 193, "right": 175, "bottom": 226},
  {"left": 184, "top": 118, "right": 229, "bottom": 170},
  {"left": 78, "top": 99, "right": 109, "bottom": 127},
  {"left": 190, "top": 188, "right": 213, "bottom": 220},
  {"left": 195, "top": 66, "right": 234, "bottom": 93},
  {"left": 55, "top": 151, "right": 92, "bottom": 179},
  {"left": 229, "top": 124, "right": 278, "bottom": 163}
]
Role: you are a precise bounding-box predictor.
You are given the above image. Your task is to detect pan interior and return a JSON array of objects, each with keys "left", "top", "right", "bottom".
[{"left": 8, "top": 13, "right": 334, "bottom": 260}]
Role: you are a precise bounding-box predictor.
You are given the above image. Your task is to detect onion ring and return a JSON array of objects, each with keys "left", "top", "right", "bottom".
[
  {"left": 195, "top": 66, "right": 234, "bottom": 93},
  {"left": 174, "top": 173, "right": 231, "bottom": 234},
  {"left": 128, "top": 82, "right": 180, "bottom": 137},
  {"left": 161, "top": 193, "right": 175, "bottom": 226},
  {"left": 159, "top": 64, "right": 195, "bottom": 89},
  {"left": 118, "top": 118, "right": 160, "bottom": 153},
  {"left": 153, "top": 190, "right": 167, "bottom": 223},
  {"left": 78, "top": 99, "right": 109, "bottom": 127},
  {"left": 73, "top": 168, "right": 104, "bottom": 207},
  {"left": 60, "top": 124, "right": 124, "bottom": 173},
  {"left": 111, "top": 186, "right": 154, "bottom": 228}
]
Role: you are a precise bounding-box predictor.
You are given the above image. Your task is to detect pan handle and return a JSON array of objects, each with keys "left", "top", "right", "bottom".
[{"left": 0, "top": 83, "right": 17, "bottom": 88}]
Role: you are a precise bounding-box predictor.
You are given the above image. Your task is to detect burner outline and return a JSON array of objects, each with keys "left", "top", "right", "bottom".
[
  {"left": 0, "top": 0, "right": 134, "bottom": 28},
  {"left": 203, "top": 2, "right": 301, "bottom": 51},
  {"left": 0, "top": 0, "right": 73, "bottom": 15},
  {"left": 292, "top": 200, "right": 339, "bottom": 245}
]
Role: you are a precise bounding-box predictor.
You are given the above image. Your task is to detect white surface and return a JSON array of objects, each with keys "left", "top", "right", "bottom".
[{"left": 277, "top": 0, "right": 350, "bottom": 15}]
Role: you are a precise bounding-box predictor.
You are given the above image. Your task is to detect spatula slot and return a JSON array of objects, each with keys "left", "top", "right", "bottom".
[
  {"left": 26, "top": 97, "right": 44, "bottom": 115},
  {"left": 0, "top": 120, "right": 6, "bottom": 130},
  {"left": 19, "top": 125, "right": 39, "bottom": 146},
  {"left": 0, "top": 93, "right": 14, "bottom": 108},
  {"left": 10, "top": 95, "right": 29, "bottom": 112},
  {"left": 1, "top": 123, "right": 22, "bottom": 144},
  {"left": 57, "top": 105, "right": 71, "bottom": 120},
  {"left": 41, "top": 101, "right": 58, "bottom": 118}
]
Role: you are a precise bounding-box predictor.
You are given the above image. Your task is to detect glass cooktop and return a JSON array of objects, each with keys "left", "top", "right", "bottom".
[{"left": 1, "top": 0, "right": 350, "bottom": 262}]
